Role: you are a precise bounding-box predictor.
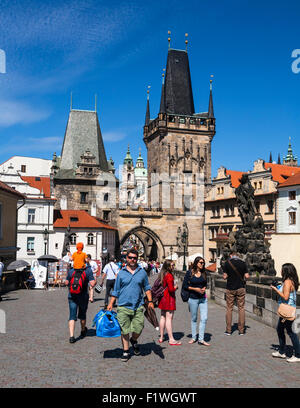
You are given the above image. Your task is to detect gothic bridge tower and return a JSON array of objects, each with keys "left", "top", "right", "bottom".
[{"left": 118, "top": 38, "right": 215, "bottom": 263}]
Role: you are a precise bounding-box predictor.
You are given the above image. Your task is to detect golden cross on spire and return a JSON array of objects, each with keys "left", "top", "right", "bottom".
[{"left": 168, "top": 30, "right": 171, "bottom": 49}]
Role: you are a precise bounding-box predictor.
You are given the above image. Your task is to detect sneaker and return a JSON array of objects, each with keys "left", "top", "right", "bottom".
[
  {"left": 130, "top": 338, "right": 141, "bottom": 356},
  {"left": 286, "top": 356, "right": 300, "bottom": 363},
  {"left": 272, "top": 351, "right": 286, "bottom": 358},
  {"left": 239, "top": 332, "right": 244, "bottom": 336},
  {"left": 80, "top": 327, "right": 88, "bottom": 338},
  {"left": 69, "top": 336, "right": 76, "bottom": 344},
  {"left": 224, "top": 331, "right": 231, "bottom": 336},
  {"left": 121, "top": 351, "right": 130, "bottom": 362}
]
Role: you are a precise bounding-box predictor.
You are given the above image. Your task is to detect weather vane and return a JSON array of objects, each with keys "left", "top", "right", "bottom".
[{"left": 168, "top": 30, "right": 171, "bottom": 49}]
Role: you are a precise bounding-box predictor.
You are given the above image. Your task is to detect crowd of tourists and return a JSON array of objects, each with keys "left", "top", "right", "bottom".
[{"left": 64, "top": 243, "right": 300, "bottom": 363}]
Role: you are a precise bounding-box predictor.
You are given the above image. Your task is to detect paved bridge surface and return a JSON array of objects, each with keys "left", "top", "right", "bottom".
[{"left": 1, "top": 275, "right": 300, "bottom": 388}]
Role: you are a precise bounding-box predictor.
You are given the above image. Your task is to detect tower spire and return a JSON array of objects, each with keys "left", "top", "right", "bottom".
[
  {"left": 185, "top": 33, "right": 188, "bottom": 52},
  {"left": 70, "top": 92, "right": 73, "bottom": 111},
  {"left": 168, "top": 30, "right": 171, "bottom": 49},
  {"left": 208, "top": 75, "right": 214, "bottom": 118},
  {"left": 269, "top": 152, "right": 273, "bottom": 163},
  {"left": 145, "top": 86, "right": 151, "bottom": 126},
  {"left": 277, "top": 153, "right": 281, "bottom": 164},
  {"left": 159, "top": 69, "right": 166, "bottom": 114}
]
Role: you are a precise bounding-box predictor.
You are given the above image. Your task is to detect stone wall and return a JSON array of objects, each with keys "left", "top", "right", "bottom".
[{"left": 174, "top": 270, "right": 300, "bottom": 329}]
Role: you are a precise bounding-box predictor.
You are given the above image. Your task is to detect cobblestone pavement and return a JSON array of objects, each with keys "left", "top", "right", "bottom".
[{"left": 1, "top": 276, "right": 300, "bottom": 388}]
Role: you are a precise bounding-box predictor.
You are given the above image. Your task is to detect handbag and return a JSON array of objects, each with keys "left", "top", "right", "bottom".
[
  {"left": 95, "top": 282, "right": 103, "bottom": 294},
  {"left": 277, "top": 303, "right": 296, "bottom": 322},
  {"left": 277, "top": 290, "right": 296, "bottom": 322},
  {"left": 181, "top": 271, "right": 191, "bottom": 302}
]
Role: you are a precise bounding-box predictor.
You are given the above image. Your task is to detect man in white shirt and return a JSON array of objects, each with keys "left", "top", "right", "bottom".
[
  {"left": 86, "top": 254, "right": 99, "bottom": 303},
  {"left": 100, "top": 257, "right": 119, "bottom": 309}
]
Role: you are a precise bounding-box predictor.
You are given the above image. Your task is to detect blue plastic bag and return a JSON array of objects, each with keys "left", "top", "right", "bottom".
[{"left": 92, "top": 309, "right": 121, "bottom": 338}]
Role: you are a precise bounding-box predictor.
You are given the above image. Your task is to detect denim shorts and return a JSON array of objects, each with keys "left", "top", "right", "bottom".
[{"left": 68, "top": 294, "right": 88, "bottom": 321}]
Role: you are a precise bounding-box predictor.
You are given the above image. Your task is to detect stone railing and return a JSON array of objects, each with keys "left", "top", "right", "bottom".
[{"left": 174, "top": 270, "right": 300, "bottom": 329}]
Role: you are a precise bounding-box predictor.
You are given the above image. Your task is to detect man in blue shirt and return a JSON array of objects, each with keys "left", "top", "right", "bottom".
[
  {"left": 65, "top": 265, "right": 96, "bottom": 344},
  {"left": 107, "top": 248, "right": 154, "bottom": 362}
]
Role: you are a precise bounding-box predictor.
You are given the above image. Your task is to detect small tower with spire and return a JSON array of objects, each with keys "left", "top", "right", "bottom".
[
  {"left": 283, "top": 137, "right": 298, "bottom": 166},
  {"left": 120, "top": 145, "right": 135, "bottom": 208}
]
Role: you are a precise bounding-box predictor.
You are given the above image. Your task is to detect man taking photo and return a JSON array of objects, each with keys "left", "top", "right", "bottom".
[
  {"left": 107, "top": 249, "right": 154, "bottom": 362},
  {"left": 222, "top": 251, "right": 249, "bottom": 336}
]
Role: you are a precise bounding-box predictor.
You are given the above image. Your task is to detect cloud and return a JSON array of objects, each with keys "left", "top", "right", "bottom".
[
  {"left": 102, "top": 130, "right": 127, "bottom": 142},
  {"left": 0, "top": 99, "right": 51, "bottom": 127}
]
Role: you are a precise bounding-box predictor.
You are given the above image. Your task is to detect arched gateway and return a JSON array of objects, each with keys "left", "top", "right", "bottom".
[{"left": 119, "top": 225, "right": 165, "bottom": 260}]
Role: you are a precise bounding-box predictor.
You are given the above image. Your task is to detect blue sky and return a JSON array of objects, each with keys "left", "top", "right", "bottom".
[{"left": 1, "top": 0, "right": 300, "bottom": 178}]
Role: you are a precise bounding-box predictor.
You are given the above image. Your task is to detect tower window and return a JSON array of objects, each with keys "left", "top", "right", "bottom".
[
  {"left": 21, "top": 165, "right": 26, "bottom": 173},
  {"left": 289, "top": 191, "right": 296, "bottom": 200},
  {"left": 70, "top": 233, "right": 77, "bottom": 245},
  {"left": 80, "top": 192, "right": 88, "bottom": 204}
]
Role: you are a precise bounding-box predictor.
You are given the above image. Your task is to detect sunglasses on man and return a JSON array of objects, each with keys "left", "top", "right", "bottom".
[{"left": 127, "top": 256, "right": 138, "bottom": 260}]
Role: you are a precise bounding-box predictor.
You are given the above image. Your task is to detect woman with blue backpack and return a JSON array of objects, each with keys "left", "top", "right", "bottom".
[{"left": 182, "top": 256, "right": 210, "bottom": 346}]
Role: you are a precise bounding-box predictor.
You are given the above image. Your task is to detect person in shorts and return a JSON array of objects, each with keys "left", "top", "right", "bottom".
[
  {"left": 107, "top": 249, "right": 154, "bottom": 362},
  {"left": 65, "top": 263, "right": 96, "bottom": 344},
  {"left": 86, "top": 254, "right": 98, "bottom": 303}
]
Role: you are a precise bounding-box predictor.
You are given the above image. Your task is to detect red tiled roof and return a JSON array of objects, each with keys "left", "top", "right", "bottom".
[
  {"left": 226, "top": 170, "right": 245, "bottom": 188},
  {"left": 53, "top": 210, "right": 116, "bottom": 230},
  {"left": 225, "top": 163, "right": 300, "bottom": 188},
  {"left": 0, "top": 180, "right": 25, "bottom": 199},
  {"left": 277, "top": 171, "right": 300, "bottom": 188},
  {"left": 21, "top": 176, "right": 51, "bottom": 198},
  {"left": 264, "top": 162, "right": 300, "bottom": 184}
]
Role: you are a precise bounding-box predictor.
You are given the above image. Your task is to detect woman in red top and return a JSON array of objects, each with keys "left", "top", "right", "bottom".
[{"left": 158, "top": 260, "right": 181, "bottom": 345}]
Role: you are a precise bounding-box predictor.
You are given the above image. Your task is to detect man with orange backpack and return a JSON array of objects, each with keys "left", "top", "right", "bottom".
[{"left": 65, "top": 243, "right": 96, "bottom": 343}]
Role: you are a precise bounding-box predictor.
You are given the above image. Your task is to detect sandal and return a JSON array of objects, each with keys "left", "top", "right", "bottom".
[
  {"left": 169, "top": 341, "right": 182, "bottom": 346},
  {"left": 188, "top": 339, "right": 197, "bottom": 344},
  {"left": 198, "top": 340, "right": 211, "bottom": 346},
  {"left": 158, "top": 339, "right": 164, "bottom": 343}
]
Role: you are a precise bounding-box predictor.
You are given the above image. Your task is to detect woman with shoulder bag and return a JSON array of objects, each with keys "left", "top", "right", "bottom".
[
  {"left": 183, "top": 256, "right": 210, "bottom": 346},
  {"left": 158, "top": 260, "right": 181, "bottom": 345},
  {"left": 271, "top": 263, "right": 300, "bottom": 362}
]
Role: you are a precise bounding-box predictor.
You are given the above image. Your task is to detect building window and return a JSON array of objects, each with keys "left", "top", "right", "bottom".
[
  {"left": 27, "top": 237, "right": 35, "bottom": 252},
  {"left": 230, "top": 204, "right": 234, "bottom": 216},
  {"left": 289, "top": 212, "right": 296, "bottom": 225},
  {"left": 28, "top": 208, "right": 36, "bottom": 223},
  {"left": 267, "top": 200, "right": 274, "bottom": 213},
  {"left": 87, "top": 233, "right": 94, "bottom": 245},
  {"left": 225, "top": 204, "right": 229, "bottom": 216},
  {"left": 211, "top": 207, "right": 215, "bottom": 217},
  {"left": 103, "top": 211, "right": 110, "bottom": 221},
  {"left": 70, "top": 233, "right": 77, "bottom": 245},
  {"left": 128, "top": 173, "right": 131, "bottom": 182},
  {"left": 289, "top": 191, "right": 296, "bottom": 200},
  {"left": 128, "top": 191, "right": 131, "bottom": 200},
  {"left": 255, "top": 201, "right": 260, "bottom": 213},
  {"left": 80, "top": 192, "right": 88, "bottom": 204},
  {"left": 21, "top": 165, "right": 26, "bottom": 173},
  {"left": 104, "top": 193, "right": 109, "bottom": 202},
  {"left": 216, "top": 206, "right": 220, "bottom": 217}
]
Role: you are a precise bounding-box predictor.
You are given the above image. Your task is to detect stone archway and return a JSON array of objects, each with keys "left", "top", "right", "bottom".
[{"left": 120, "top": 226, "right": 166, "bottom": 261}]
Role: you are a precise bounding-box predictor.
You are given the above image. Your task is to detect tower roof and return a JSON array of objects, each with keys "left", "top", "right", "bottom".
[
  {"left": 163, "top": 49, "right": 195, "bottom": 116},
  {"left": 58, "top": 109, "right": 108, "bottom": 178},
  {"left": 208, "top": 79, "right": 214, "bottom": 118},
  {"left": 145, "top": 89, "right": 150, "bottom": 126},
  {"left": 124, "top": 145, "right": 133, "bottom": 165}
]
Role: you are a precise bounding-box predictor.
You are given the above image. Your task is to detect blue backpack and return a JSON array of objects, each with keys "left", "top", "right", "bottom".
[{"left": 92, "top": 309, "right": 121, "bottom": 338}]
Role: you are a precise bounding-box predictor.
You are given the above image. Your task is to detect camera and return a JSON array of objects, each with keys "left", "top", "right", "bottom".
[{"left": 271, "top": 280, "right": 280, "bottom": 288}]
